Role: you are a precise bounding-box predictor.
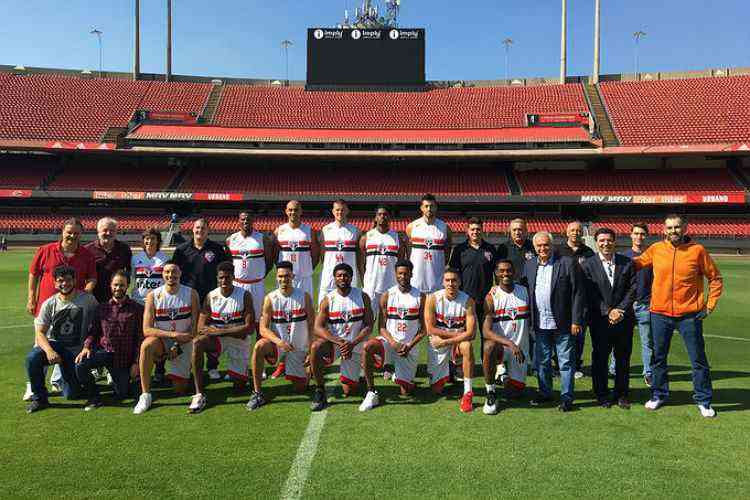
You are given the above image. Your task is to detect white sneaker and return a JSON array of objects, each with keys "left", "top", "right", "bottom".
[
  {"left": 495, "top": 363, "right": 507, "bottom": 378},
  {"left": 189, "top": 393, "right": 207, "bottom": 414},
  {"left": 644, "top": 398, "right": 665, "bottom": 411},
  {"left": 261, "top": 370, "right": 268, "bottom": 381},
  {"left": 208, "top": 369, "right": 221, "bottom": 381},
  {"left": 133, "top": 392, "right": 153, "bottom": 415},
  {"left": 383, "top": 370, "right": 393, "bottom": 382},
  {"left": 574, "top": 371, "right": 584, "bottom": 380},
  {"left": 22, "top": 382, "right": 34, "bottom": 401},
  {"left": 698, "top": 404, "right": 716, "bottom": 418},
  {"left": 50, "top": 381, "right": 63, "bottom": 394},
  {"left": 106, "top": 371, "right": 114, "bottom": 386},
  {"left": 483, "top": 391, "right": 498, "bottom": 415},
  {"left": 358, "top": 390, "right": 380, "bottom": 412}
]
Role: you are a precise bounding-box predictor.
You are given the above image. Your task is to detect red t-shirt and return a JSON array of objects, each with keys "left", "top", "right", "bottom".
[{"left": 29, "top": 242, "right": 97, "bottom": 314}]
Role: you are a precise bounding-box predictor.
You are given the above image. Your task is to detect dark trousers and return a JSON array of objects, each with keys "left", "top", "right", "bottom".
[
  {"left": 575, "top": 326, "right": 588, "bottom": 371},
  {"left": 26, "top": 340, "right": 80, "bottom": 402},
  {"left": 590, "top": 318, "right": 634, "bottom": 400},
  {"left": 75, "top": 349, "right": 133, "bottom": 400},
  {"left": 475, "top": 301, "right": 486, "bottom": 353}
]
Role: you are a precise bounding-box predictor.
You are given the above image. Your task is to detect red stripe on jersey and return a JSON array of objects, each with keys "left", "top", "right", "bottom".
[
  {"left": 494, "top": 305, "right": 530, "bottom": 315},
  {"left": 278, "top": 240, "right": 311, "bottom": 247},
  {"left": 366, "top": 245, "right": 399, "bottom": 251},
  {"left": 410, "top": 237, "right": 446, "bottom": 245},
  {"left": 387, "top": 307, "right": 420, "bottom": 314},
  {"left": 435, "top": 312, "right": 466, "bottom": 322},
  {"left": 210, "top": 311, "right": 243, "bottom": 319},
  {"left": 271, "top": 308, "right": 306, "bottom": 318},
  {"left": 328, "top": 308, "right": 366, "bottom": 319},
  {"left": 155, "top": 306, "right": 191, "bottom": 314},
  {"left": 230, "top": 249, "right": 264, "bottom": 256},
  {"left": 324, "top": 240, "right": 357, "bottom": 246}
]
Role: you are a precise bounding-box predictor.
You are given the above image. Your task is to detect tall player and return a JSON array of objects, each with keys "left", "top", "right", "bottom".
[
  {"left": 318, "top": 199, "right": 360, "bottom": 305},
  {"left": 407, "top": 194, "right": 452, "bottom": 294},
  {"left": 189, "top": 261, "right": 254, "bottom": 413},
  {"left": 424, "top": 267, "right": 476, "bottom": 413},
  {"left": 247, "top": 261, "right": 315, "bottom": 411},
  {"left": 481, "top": 260, "right": 530, "bottom": 415},
  {"left": 359, "top": 205, "right": 407, "bottom": 325},
  {"left": 134, "top": 262, "right": 200, "bottom": 414},
  {"left": 309, "top": 263, "right": 374, "bottom": 412},
  {"left": 361, "top": 260, "right": 425, "bottom": 408}
]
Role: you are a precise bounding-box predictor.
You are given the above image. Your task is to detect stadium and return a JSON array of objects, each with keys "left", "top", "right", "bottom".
[{"left": 1, "top": 1, "right": 749, "bottom": 498}]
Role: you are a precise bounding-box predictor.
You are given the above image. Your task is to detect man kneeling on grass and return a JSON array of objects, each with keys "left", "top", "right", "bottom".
[
  {"left": 75, "top": 271, "right": 143, "bottom": 410},
  {"left": 189, "top": 261, "right": 255, "bottom": 413},
  {"left": 247, "top": 261, "right": 315, "bottom": 411}
]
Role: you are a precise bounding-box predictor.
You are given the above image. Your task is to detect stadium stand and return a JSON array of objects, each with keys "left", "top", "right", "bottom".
[
  {"left": 213, "top": 84, "right": 588, "bottom": 129},
  {"left": 46, "top": 159, "right": 179, "bottom": 191},
  {"left": 0, "top": 156, "right": 56, "bottom": 189},
  {"left": 593, "top": 217, "right": 750, "bottom": 238},
  {"left": 515, "top": 168, "right": 745, "bottom": 196},
  {"left": 0, "top": 214, "right": 170, "bottom": 233},
  {"left": 599, "top": 76, "right": 750, "bottom": 146}
]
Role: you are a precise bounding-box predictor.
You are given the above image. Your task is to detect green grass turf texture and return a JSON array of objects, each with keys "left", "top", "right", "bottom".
[{"left": 0, "top": 249, "right": 748, "bottom": 499}]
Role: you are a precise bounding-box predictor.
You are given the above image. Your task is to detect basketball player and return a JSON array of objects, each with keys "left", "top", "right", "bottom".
[
  {"left": 247, "top": 261, "right": 316, "bottom": 411},
  {"left": 424, "top": 267, "right": 476, "bottom": 413},
  {"left": 407, "top": 194, "right": 452, "bottom": 294},
  {"left": 309, "top": 263, "right": 374, "bottom": 412},
  {"left": 481, "top": 260, "right": 530, "bottom": 415},
  {"left": 189, "top": 261, "right": 254, "bottom": 413},
  {"left": 361, "top": 260, "right": 425, "bottom": 408},
  {"left": 318, "top": 199, "right": 360, "bottom": 305},
  {"left": 134, "top": 262, "right": 200, "bottom": 414}
]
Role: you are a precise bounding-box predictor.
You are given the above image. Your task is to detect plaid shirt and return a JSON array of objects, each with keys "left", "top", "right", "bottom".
[{"left": 84, "top": 297, "right": 144, "bottom": 369}]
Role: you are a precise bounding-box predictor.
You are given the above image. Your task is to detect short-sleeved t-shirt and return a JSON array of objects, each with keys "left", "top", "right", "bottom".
[
  {"left": 34, "top": 291, "right": 99, "bottom": 352},
  {"left": 172, "top": 239, "right": 231, "bottom": 301},
  {"left": 29, "top": 242, "right": 97, "bottom": 315}
]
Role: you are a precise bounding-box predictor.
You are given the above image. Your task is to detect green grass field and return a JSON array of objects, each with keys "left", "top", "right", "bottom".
[{"left": 1, "top": 249, "right": 748, "bottom": 499}]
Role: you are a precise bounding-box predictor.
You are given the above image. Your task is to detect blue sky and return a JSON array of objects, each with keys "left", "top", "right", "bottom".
[{"left": 1, "top": 1, "right": 747, "bottom": 81}]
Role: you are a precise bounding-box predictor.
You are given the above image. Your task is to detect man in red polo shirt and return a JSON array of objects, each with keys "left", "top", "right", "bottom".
[{"left": 24, "top": 217, "right": 97, "bottom": 399}]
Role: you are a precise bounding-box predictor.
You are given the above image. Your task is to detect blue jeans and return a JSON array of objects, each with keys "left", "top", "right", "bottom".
[
  {"left": 26, "top": 340, "right": 81, "bottom": 402},
  {"left": 651, "top": 312, "right": 712, "bottom": 405},
  {"left": 535, "top": 329, "right": 575, "bottom": 403},
  {"left": 75, "top": 350, "right": 133, "bottom": 400}
]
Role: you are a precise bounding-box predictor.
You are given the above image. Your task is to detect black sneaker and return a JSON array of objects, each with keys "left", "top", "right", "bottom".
[
  {"left": 530, "top": 395, "right": 552, "bottom": 407},
  {"left": 310, "top": 387, "right": 328, "bottom": 412},
  {"left": 246, "top": 391, "right": 266, "bottom": 411},
  {"left": 84, "top": 398, "right": 103, "bottom": 411},
  {"left": 558, "top": 401, "right": 574, "bottom": 412},
  {"left": 26, "top": 399, "right": 49, "bottom": 414}
]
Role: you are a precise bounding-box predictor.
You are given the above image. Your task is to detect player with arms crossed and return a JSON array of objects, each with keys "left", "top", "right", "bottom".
[
  {"left": 309, "top": 263, "right": 374, "bottom": 412},
  {"left": 360, "top": 260, "right": 425, "bottom": 409},
  {"left": 481, "top": 259, "right": 530, "bottom": 415},
  {"left": 189, "top": 261, "right": 254, "bottom": 413},
  {"left": 247, "top": 261, "right": 316, "bottom": 411},
  {"left": 424, "top": 267, "right": 477, "bottom": 412},
  {"left": 134, "top": 262, "right": 200, "bottom": 414}
]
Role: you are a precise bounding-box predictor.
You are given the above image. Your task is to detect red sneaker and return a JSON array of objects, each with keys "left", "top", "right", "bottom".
[
  {"left": 460, "top": 391, "right": 474, "bottom": 413},
  {"left": 271, "top": 361, "right": 286, "bottom": 379}
]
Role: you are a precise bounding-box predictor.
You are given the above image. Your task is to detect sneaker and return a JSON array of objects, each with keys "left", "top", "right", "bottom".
[
  {"left": 188, "top": 393, "right": 207, "bottom": 414},
  {"left": 644, "top": 374, "right": 653, "bottom": 387},
  {"left": 208, "top": 369, "right": 221, "bottom": 381},
  {"left": 262, "top": 370, "right": 268, "bottom": 381},
  {"left": 495, "top": 363, "right": 507, "bottom": 378},
  {"left": 698, "top": 404, "right": 716, "bottom": 418},
  {"left": 617, "top": 397, "right": 631, "bottom": 410},
  {"left": 460, "top": 391, "right": 474, "bottom": 413},
  {"left": 133, "top": 392, "right": 153, "bottom": 415},
  {"left": 644, "top": 398, "right": 665, "bottom": 411},
  {"left": 382, "top": 370, "right": 393, "bottom": 382},
  {"left": 50, "top": 381, "right": 63, "bottom": 394},
  {"left": 358, "top": 390, "right": 380, "bottom": 412},
  {"left": 22, "top": 382, "right": 34, "bottom": 401},
  {"left": 558, "top": 401, "right": 574, "bottom": 412},
  {"left": 26, "top": 399, "right": 49, "bottom": 413},
  {"left": 84, "top": 398, "right": 103, "bottom": 412},
  {"left": 574, "top": 370, "right": 584, "bottom": 380},
  {"left": 483, "top": 391, "right": 498, "bottom": 415},
  {"left": 246, "top": 391, "right": 266, "bottom": 411},
  {"left": 311, "top": 387, "right": 328, "bottom": 412},
  {"left": 106, "top": 371, "right": 114, "bottom": 386},
  {"left": 271, "top": 362, "right": 286, "bottom": 379}
]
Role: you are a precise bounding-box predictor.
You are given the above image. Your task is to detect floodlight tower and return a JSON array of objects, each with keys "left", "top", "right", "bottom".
[
  {"left": 90, "top": 28, "right": 103, "bottom": 77},
  {"left": 633, "top": 30, "right": 647, "bottom": 76},
  {"left": 502, "top": 38, "right": 513, "bottom": 82}
]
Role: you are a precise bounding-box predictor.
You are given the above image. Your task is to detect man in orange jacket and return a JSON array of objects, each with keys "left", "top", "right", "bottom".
[{"left": 633, "top": 214, "right": 723, "bottom": 418}]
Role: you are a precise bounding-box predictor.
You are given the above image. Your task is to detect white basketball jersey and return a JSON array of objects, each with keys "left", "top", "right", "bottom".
[
  {"left": 227, "top": 230, "right": 265, "bottom": 283},
  {"left": 131, "top": 250, "right": 169, "bottom": 305},
  {"left": 363, "top": 228, "right": 399, "bottom": 295},
  {"left": 277, "top": 223, "right": 314, "bottom": 278},
  {"left": 268, "top": 287, "right": 309, "bottom": 349},
  {"left": 433, "top": 289, "right": 469, "bottom": 332},
  {"left": 321, "top": 222, "right": 359, "bottom": 288},
  {"left": 385, "top": 285, "right": 421, "bottom": 344},
  {"left": 153, "top": 284, "right": 194, "bottom": 333},
  {"left": 409, "top": 218, "right": 448, "bottom": 293},
  {"left": 490, "top": 284, "right": 530, "bottom": 347},
  {"left": 206, "top": 285, "right": 247, "bottom": 330},
  {"left": 326, "top": 287, "right": 366, "bottom": 344}
]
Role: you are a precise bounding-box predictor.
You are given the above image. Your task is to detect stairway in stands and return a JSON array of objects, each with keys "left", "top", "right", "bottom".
[
  {"left": 727, "top": 159, "right": 750, "bottom": 190},
  {"left": 197, "top": 84, "right": 224, "bottom": 124},
  {"left": 503, "top": 164, "right": 522, "bottom": 195},
  {"left": 99, "top": 126, "right": 128, "bottom": 145},
  {"left": 583, "top": 83, "right": 619, "bottom": 147}
]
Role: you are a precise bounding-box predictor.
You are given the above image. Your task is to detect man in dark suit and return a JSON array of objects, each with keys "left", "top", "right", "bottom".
[
  {"left": 581, "top": 227, "right": 636, "bottom": 409},
  {"left": 522, "top": 231, "right": 585, "bottom": 412}
]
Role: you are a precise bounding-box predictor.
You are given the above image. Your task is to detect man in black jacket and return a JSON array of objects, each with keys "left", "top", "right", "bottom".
[
  {"left": 581, "top": 228, "right": 637, "bottom": 409},
  {"left": 522, "top": 231, "right": 585, "bottom": 412}
]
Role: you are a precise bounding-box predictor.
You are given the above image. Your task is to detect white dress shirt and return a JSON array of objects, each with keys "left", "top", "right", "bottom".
[
  {"left": 599, "top": 253, "right": 615, "bottom": 287},
  {"left": 535, "top": 256, "right": 557, "bottom": 330}
]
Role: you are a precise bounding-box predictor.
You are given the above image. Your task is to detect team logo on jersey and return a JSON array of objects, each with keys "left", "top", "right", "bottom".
[
  {"left": 340, "top": 309, "right": 351, "bottom": 322},
  {"left": 143, "top": 267, "right": 152, "bottom": 277},
  {"left": 398, "top": 307, "right": 409, "bottom": 319},
  {"left": 445, "top": 316, "right": 454, "bottom": 328},
  {"left": 289, "top": 240, "right": 299, "bottom": 251},
  {"left": 220, "top": 312, "right": 232, "bottom": 323},
  {"left": 337, "top": 240, "right": 345, "bottom": 251},
  {"left": 425, "top": 238, "right": 434, "bottom": 249},
  {"left": 378, "top": 243, "right": 387, "bottom": 255},
  {"left": 205, "top": 251, "right": 216, "bottom": 263},
  {"left": 169, "top": 308, "right": 178, "bottom": 320},
  {"left": 60, "top": 319, "right": 75, "bottom": 336},
  {"left": 507, "top": 307, "right": 518, "bottom": 320},
  {"left": 284, "top": 309, "right": 293, "bottom": 323}
]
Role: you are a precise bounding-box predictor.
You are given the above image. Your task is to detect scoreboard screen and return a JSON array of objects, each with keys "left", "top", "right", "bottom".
[{"left": 307, "top": 28, "right": 425, "bottom": 86}]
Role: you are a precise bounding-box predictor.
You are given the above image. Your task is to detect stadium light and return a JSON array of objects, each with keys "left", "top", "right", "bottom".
[
  {"left": 281, "top": 40, "right": 294, "bottom": 86},
  {"left": 90, "top": 28, "right": 103, "bottom": 77},
  {"left": 560, "top": 0, "right": 567, "bottom": 84},
  {"left": 502, "top": 38, "right": 513, "bottom": 82},
  {"left": 166, "top": 0, "right": 172, "bottom": 82},
  {"left": 592, "top": 0, "right": 600, "bottom": 84},
  {"left": 633, "top": 30, "right": 647, "bottom": 78}
]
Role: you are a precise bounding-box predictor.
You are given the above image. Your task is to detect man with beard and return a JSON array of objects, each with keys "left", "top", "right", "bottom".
[
  {"left": 407, "top": 194, "right": 452, "bottom": 295},
  {"left": 85, "top": 217, "right": 132, "bottom": 303}
]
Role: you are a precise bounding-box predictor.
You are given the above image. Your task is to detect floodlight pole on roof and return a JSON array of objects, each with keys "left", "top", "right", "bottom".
[
  {"left": 134, "top": 0, "right": 140, "bottom": 80},
  {"left": 166, "top": 0, "right": 172, "bottom": 82},
  {"left": 560, "top": 0, "right": 567, "bottom": 84},
  {"left": 592, "top": 0, "right": 601, "bottom": 84}
]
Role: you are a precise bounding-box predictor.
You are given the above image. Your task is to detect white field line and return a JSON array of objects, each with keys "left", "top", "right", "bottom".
[
  {"left": 280, "top": 409, "right": 328, "bottom": 500},
  {"left": 704, "top": 334, "right": 750, "bottom": 342},
  {"left": 0, "top": 324, "right": 30, "bottom": 330}
]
